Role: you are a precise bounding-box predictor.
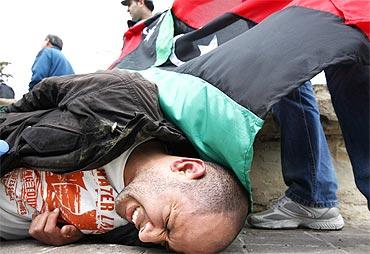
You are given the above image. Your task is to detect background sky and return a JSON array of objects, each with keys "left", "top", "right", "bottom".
[{"left": 0, "top": 0, "right": 174, "bottom": 99}]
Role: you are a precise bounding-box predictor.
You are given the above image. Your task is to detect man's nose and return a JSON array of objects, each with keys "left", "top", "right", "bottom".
[{"left": 138, "top": 221, "right": 166, "bottom": 243}]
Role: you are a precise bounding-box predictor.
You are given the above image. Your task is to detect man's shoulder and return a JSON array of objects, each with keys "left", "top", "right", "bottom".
[
  {"left": 42, "top": 47, "right": 63, "bottom": 56},
  {"left": 35, "top": 47, "right": 58, "bottom": 59}
]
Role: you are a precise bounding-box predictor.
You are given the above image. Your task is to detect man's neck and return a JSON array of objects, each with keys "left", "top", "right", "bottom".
[
  {"left": 140, "top": 9, "right": 153, "bottom": 20},
  {"left": 123, "top": 140, "right": 167, "bottom": 185}
]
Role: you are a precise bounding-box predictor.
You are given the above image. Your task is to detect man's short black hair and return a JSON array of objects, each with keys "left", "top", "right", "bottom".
[{"left": 121, "top": 0, "right": 154, "bottom": 12}]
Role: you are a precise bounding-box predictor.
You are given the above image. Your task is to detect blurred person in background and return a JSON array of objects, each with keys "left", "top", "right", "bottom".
[
  {"left": 28, "top": 34, "right": 74, "bottom": 91},
  {"left": 121, "top": 0, "right": 154, "bottom": 28}
]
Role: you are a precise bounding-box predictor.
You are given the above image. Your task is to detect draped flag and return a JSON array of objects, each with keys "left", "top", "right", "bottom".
[
  {"left": 110, "top": 0, "right": 370, "bottom": 203},
  {"left": 110, "top": 0, "right": 369, "bottom": 71}
]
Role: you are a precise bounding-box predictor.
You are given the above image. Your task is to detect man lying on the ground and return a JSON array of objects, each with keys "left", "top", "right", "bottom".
[
  {"left": 0, "top": 0, "right": 369, "bottom": 253},
  {"left": 0, "top": 70, "right": 249, "bottom": 254}
]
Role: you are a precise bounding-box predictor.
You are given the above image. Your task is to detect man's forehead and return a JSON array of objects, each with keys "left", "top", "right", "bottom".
[
  {"left": 127, "top": 0, "right": 136, "bottom": 5},
  {"left": 170, "top": 212, "right": 226, "bottom": 253}
]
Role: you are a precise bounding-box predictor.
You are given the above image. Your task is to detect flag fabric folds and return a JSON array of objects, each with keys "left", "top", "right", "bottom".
[{"left": 110, "top": 0, "right": 370, "bottom": 203}]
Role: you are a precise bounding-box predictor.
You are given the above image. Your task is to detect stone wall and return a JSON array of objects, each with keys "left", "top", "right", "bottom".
[{"left": 250, "top": 84, "right": 369, "bottom": 224}]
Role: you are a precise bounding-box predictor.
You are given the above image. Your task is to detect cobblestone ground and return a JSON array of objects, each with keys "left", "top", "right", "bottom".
[{"left": 1, "top": 223, "right": 369, "bottom": 253}]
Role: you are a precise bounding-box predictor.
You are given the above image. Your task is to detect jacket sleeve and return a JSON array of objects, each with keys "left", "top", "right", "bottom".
[
  {"left": 6, "top": 74, "right": 83, "bottom": 113},
  {"left": 29, "top": 49, "right": 51, "bottom": 91}
]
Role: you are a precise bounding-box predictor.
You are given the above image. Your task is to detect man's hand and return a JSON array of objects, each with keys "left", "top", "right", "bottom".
[{"left": 29, "top": 208, "right": 84, "bottom": 246}]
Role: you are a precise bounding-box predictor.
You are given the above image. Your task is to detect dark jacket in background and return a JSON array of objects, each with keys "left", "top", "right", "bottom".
[{"left": 0, "top": 80, "right": 15, "bottom": 99}]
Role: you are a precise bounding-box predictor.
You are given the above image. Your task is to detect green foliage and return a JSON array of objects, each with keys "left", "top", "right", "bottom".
[{"left": 0, "top": 61, "right": 13, "bottom": 82}]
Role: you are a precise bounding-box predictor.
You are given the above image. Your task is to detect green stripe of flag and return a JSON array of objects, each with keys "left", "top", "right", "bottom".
[{"left": 154, "top": 11, "right": 174, "bottom": 66}]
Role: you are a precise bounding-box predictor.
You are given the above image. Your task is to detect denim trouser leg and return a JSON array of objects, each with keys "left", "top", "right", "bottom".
[
  {"left": 272, "top": 81, "right": 338, "bottom": 208},
  {"left": 325, "top": 64, "right": 370, "bottom": 210}
]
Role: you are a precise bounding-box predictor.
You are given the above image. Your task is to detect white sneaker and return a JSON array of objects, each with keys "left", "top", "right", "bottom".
[{"left": 247, "top": 195, "right": 344, "bottom": 230}]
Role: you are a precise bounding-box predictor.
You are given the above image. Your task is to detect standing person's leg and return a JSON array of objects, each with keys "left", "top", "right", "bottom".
[
  {"left": 325, "top": 64, "right": 370, "bottom": 210},
  {"left": 248, "top": 81, "right": 344, "bottom": 229},
  {"left": 277, "top": 81, "right": 338, "bottom": 207}
]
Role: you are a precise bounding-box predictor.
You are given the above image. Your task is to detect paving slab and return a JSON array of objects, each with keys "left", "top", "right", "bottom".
[
  {"left": 1, "top": 223, "right": 369, "bottom": 253},
  {"left": 227, "top": 223, "right": 370, "bottom": 254}
]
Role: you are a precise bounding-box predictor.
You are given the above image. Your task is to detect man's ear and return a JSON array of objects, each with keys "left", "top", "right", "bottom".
[{"left": 170, "top": 158, "right": 206, "bottom": 180}]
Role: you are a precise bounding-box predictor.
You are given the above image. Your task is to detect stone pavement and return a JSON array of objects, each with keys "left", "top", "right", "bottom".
[{"left": 1, "top": 223, "right": 369, "bottom": 253}]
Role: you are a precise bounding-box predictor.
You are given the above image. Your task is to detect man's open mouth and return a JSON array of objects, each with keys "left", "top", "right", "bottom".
[{"left": 131, "top": 206, "right": 145, "bottom": 230}]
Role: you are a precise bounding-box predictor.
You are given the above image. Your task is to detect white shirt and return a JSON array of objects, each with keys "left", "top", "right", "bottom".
[{"left": 0, "top": 139, "right": 151, "bottom": 240}]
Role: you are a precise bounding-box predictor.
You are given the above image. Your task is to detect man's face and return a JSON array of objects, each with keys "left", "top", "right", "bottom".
[
  {"left": 115, "top": 167, "right": 236, "bottom": 253},
  {"left": 127, "top": 0, "right": 145, "bottom": 21},
  {"left": 42, "top": 38, "right": 50, "bottom": 49}
]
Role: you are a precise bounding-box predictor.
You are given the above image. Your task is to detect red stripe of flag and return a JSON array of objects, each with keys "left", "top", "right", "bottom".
[
  {"left": 331, "top": 0, "right": 370, "bottom": 39},
  {"left": 109, "top": 22, "right": 147, "bottom": 69},
  {"left": 233, "top": 0, "right": 369, "bottom": 39},
  {"left": 172, "top": 0, "right": 243, "bottom": 29},
  {"left": 172, "top": 0, "right": 369, "bottom": 39},
  {"left": 232, "top": 0, "right": 292, "bottom": 23}
]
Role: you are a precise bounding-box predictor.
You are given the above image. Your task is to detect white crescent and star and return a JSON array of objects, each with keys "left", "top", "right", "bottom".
[
  {"left": 198, "top": 35, "right": 219, "bottom": 55},
  {"left": 169, "top": 35, "right": 219, "bottom": 66},
  {"left": 143, "top": 13, "right": 166, "bottom": 42}
]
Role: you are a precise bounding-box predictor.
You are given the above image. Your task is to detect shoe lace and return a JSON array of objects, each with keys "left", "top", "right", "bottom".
[{"left": 271, "top": 195, "right": 289, "bottom": 209}]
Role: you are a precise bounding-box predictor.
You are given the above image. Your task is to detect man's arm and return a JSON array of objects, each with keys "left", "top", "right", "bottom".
[
  {"left": 6, "top": 76, "right": 73, "bottom": 113},
  {"left": 29, "top": 49, "right": 51, "bottom": 91},
  {"left": 29, "top": 209, "right": 153, "bottom": 247},
  {"left": 29, "top": 208, "right": 84, "bottom": 246},
  {"left": 5, "top": 71, "right": 99, "bottom": 113},
  {"left": 5, "top": 71, "right": 123, "bottom": 113}
]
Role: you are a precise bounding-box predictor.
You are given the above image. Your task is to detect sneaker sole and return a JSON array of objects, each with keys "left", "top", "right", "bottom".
[
  {"left": 250, "top": 215, "right": 344, "bottom": 230},
  {"left": 301, "top": 215, "right": 344, "bottom": 230}
]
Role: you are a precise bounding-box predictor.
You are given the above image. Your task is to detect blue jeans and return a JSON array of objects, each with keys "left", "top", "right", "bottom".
[
  {"left": 273, "top": 64, "right": 370, "bottom": 210},
  {"left": 272, "top": 81, "right": 339, "bottom": 208},
  {"left": 325, "top": 64, "right": 369, "bottom": 210}
]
